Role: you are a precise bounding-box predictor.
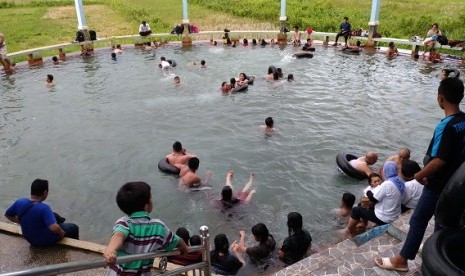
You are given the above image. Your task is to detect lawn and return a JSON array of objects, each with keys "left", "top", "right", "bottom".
[{"left": 0, "top": 0, "right": 464, "bottom": 52}]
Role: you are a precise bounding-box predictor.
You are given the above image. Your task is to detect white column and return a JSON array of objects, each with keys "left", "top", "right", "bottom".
[
  {"left": 74, "top": 0, "right": 88, "bottom": 30},
  {"left": 182, "top": 0, "right": 189, "bottom": 24},
  {"left": 369, "top": 0, "right": 381, "bottom": 26},
  {"left": 280, "top": 0, "right": 286, "bottom": 21}
]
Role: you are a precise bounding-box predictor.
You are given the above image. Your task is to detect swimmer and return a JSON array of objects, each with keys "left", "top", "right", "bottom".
[
  {"left": 386, "top": 42, "right": 399, "bottom": 58},
  {"left": 220, "top": 171, "right": 256, "bottom": 207},
  {"left": 349, "top": 151, "right": 378, "bottom": 177},
  {"left": 144, "top": 42, "right": 153, "bottom": 51},
  {"left": 236, "top": 73, "right": 249, "bottom": 86},
  {"left": 176, "top": 157, "right": 212, "bottom": 188},
  {"left": 332, "top": 192, "right": 356, "bottom": 222},
  {"left": 260, "top": 117, "right": 276, "bottom": 134},
  {"left": 270, "top": 39, "right": 276, "bottom": 46},
  {"left": 166, "top": 141, "right": 196, "bottom": 166},
  {"left": 441, "top": 69, "right": 460, "bottom": 79},
  {"left": 260, "top": 39, "right": 268, "bottom": 46},
  {"left": 302, "top": 38, "right": 314, "bottom": 51},
  {"left": 221, "top": 81, "right": 231, "bottom": 93},
  {"left": 200, "top": 60, "right": 206, "bottom": 68},
  {"left": 46, "top": 74, "right": 55, "bottom": 87},
  {"left": 111, "top": 52, "right": 117, "bottom": 61},
  {"left": 174, "top": 76, "right": 181, "bottom": 85},
  {"left": 113, "top": 44, "right": 123, "bottom": 54},
  {"left": 159, "top": 56, "right": 171, "bottom": 69},
  {"left": 287, "top": 74, "right": 294, "bottom": 81},
  {"left": 243, "top": 38, "right": 248, "bottom": 46},
  {"left": 252, "top": 39, "right": 257, "bottom": 46},
  {"left": 343, "top": 40, "right": 362, "bottom": 51},
  {"left": 276, "top": 68, "right": 284, "bottom": 78},
  {"left": 52, "top": 56, "right": 60, "bottom": 65}
]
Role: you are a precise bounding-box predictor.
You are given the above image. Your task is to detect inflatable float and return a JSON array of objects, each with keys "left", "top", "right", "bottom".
[
  {"left": 232, "top": 84, "right": 248, "bottom": 93},
  {"left": 293, "top": 52, "right": 314, "bottom": 58},
  {"left": 336, "top": 152, "right": 368, "bottom": 180},
  {"left": 158, "top": 158, "right": 180, "bottom": 174},
  {"left": 246, "top": 76, "right": 255, "bottom": 85}
]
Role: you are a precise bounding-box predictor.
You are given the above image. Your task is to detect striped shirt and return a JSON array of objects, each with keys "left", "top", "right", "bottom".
[{"left": 108, "top": 211, "right": 179, "bottom": 275}]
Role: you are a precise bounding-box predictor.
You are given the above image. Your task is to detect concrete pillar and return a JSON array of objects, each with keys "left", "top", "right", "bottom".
[
  {"left": 366, "top": 0, "right": 381, "bottom": 47},
  {"left": 74, "top": 0, "right": 88, "bottom": 31},
  {"left": 323, "top": 35, "right": 329, "bottom": 46},
  {"left": 277, "top": 0, "right": 287, "bottom": 44},
  {"left": 181, "top": 0, "right": 192, "bottom": 47},
  {"left": 412, "top": 45, "right": 420, "bottom": 58}
]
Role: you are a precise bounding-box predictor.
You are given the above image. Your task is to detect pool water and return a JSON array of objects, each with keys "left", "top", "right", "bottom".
[{"left": 0, "top": 43, "right": 463, "bottom": 265}]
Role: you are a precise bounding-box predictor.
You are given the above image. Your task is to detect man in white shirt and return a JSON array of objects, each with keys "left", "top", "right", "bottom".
[{"left": 139, "top": 21, "right": 152, "bottom": 36}]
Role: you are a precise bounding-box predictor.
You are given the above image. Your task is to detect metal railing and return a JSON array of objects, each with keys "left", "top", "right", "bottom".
[{"left": 1, "top": 226, "right": 211, "bottom": 276}]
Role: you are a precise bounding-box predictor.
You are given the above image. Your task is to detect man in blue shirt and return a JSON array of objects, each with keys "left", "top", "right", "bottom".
[
  {"left": 374, "top": 76, "right": 465, "bottom": 272},
  {"left": 5, "top": 179, "right": 79, "bottom": 246},
  {"left": 333, "top": 16, "right": 351, "bottom": 46}
]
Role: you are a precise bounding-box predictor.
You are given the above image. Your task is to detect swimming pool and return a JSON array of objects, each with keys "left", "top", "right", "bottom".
[{"left": 0, "top": 43, "right": 462, "bottom": 253}]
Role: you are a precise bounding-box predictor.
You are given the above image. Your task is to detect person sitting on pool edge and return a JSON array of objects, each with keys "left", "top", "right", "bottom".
[
  {"left": 166, "top": 141, "right": 196, "bottom": 166},
  {"left": 176, "top": 157, "right": 212, "bottom": 188},
  {"left": 220, "top": 171, "right": 256, "bottom": 208},
  {"left": 349, "top": 151, "right": 378, "bottom": 177},
  {"left": 333, "top": 16, "right": 351, "bottom": 46}
]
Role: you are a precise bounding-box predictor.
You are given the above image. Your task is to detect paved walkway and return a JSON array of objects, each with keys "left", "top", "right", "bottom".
[{"left": 275, "top": 210, "right": 435, "bottom": 276}]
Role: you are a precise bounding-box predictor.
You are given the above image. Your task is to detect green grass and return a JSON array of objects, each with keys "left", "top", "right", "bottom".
[{"left": 1, "top": 0, "right": 465, "bottom": 53}]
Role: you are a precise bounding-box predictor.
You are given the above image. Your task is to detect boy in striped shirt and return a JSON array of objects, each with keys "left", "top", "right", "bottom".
[{"left": 104, "top": 182, "right": 188, "bottom": 275}]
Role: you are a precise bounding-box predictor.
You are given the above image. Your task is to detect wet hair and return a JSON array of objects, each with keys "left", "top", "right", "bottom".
[
  {"left": 239, "top": 72, "right": 247, "bottom": 79},
  {"left": 342, "top": 192, "right": 356, "bottom": 208},
  {"left": 31, "top": 179, "right": 49, "bottom": 196},
  {"left": 443, "top": 69, "right": 460, "bottom": 79},
  {"left": 111, "top": 52, "right": 117, "bottom": 59},
  {"left": 174, "top": 76, "right": 180, "bottom": 81},
  {"left": 160, "top": 56, "right": 166, "bottom": 61},
  {"left": 287, "top": 212, "right": 303, "bottom": 235},
  {"left": 277, "top": 68, "right": 283, "bottom": 78},
  {"left": 401, "top": 160, "right": 421, "bottom": 179},
  {"left": 47, "top": 74, "right": 54, "bottom": 82},
  {"left": 221, "top": 81, "right": 227, "bottom": 87},
  {"left": 190, "top": 235, "right": 201, "bottom": 246},
  {"left": 288, "top": 74, "right": 294, "bottom": 81},
  {"left": 176, "top": 227, "right": 190, "bottom": 245},
  {"left": 251, "top": 223, "right": 270, "bottom": 243},
  {"left": 188, "top": 157, "right": 200, "bottom": 172},
  {"left": 389, "top": 41, "right": 395, "bottom": 48},
  {"left": 265, "top": 117, "right": 274, "bottom": 127},
  {"left": 213, "top": 41, "right": 217, "bottom": 46},
  {"left": 368, "top": 172, "right": 381, "bottom": 185},
  {"left": 221, "top": 186, "right": 233, "bottom": 201},
  {"left": 173, "top": 141, "right": 183, "bottom": 152},
  {"left": 243, "top": 38, "right": 248, "bottom": 45},
  {"left": 260, "top": 39, "right": 268, "bottom": 46},
  {"left": 116, "top": 44, "right": 121, "bottom": 49},
  {"left": 52, "top": 56, "right": 58, "bottom": 62},
  {"left": 116, "top": 182, "right": 151, "bottom": 215},
  {"left": 213, "top": 234, "right": 229, "bottom": 255},
  {"left": 230, "top": 78, "right": 236, "bottom": 85},
  {"left": 200, "top": 60, "right": 205, "bottom": 66},
  {"left": 252, "top": 38, "right": 257, "bottom": 45},
  {"left": 438, "top": 77, "right": 464, "bottom": 105}
]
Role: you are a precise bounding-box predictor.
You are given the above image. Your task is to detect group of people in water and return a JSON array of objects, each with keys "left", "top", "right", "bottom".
[{"left": 158, "top": 136, "right": 313, "bottom": 274}]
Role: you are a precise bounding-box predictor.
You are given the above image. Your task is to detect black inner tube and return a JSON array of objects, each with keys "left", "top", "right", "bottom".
[{"left": 158, "top": 158, "right": 180, "bottom": 174}]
